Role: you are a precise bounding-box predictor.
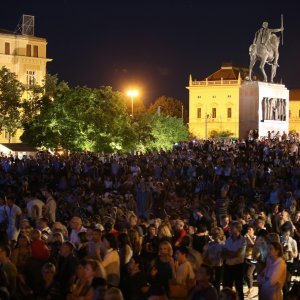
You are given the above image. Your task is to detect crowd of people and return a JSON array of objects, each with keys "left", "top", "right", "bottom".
[{"left": 0, "top": 137, "right": 300, "bottom": 300}]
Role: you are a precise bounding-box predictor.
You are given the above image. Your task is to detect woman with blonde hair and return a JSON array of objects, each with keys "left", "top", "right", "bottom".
[
  {"left": 157, "top": 224, "right": 173, "bottom": 243},
  {"left": 202, "top": 227, "right": 225, "bottom": 292},
  {"left": 149, "top": 241, "right": 175, "bottom": 293}
]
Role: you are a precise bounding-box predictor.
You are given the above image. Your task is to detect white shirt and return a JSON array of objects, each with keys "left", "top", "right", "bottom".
[
  {"left": 282, "top": 237, "right": 298, "bottom": 263},
  {"left": 224, "top": 235, "right": 246, "bottom": 265},
  {"left": 102, "top": 248, "right": 120, "bottom": 286},
  {"left": 70, "top": 226, "right": 87, "bottom": 246},
  {"left": 46, "top": 197, "right": 57, "bottom": 223},
  {"left": 176, "top": 260, "right": 195, "bottom": 285},
  {"left": 26, "top": 198, "right": 45, "bottom": 219},
  {"left": 5, "top": 204, "right": 22, "bottom": 241},
  {"left": 258, "top": 257, "right": 286, "bottom": 300}
]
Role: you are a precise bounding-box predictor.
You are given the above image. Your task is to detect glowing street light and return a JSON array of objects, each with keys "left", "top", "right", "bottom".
[{"left": 127, "top": 90, "right": 138, "bottom": 117}]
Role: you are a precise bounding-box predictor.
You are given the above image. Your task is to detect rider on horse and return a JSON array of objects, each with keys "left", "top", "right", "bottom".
[
  {"left": 249, "top": 20, "right": 284, "bottom": 82},
  {"left": 253, "top": 22, "right": 283, "bottom": 66}
]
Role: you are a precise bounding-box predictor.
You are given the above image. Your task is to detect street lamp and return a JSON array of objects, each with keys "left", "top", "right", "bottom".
[
  {"left": 205, "top": 113, "right": 210, "bottom": 139},
  {"left": 127, "top": 90, "right": 138, "bottom": 117}
]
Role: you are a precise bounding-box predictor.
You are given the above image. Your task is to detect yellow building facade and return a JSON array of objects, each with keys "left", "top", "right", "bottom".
[
  {"left": 289, "top": 90, "right": 300, "bottom": 133},
  {"left": 0, "top": 26, "right": 51, "bottom": 143},
  {"left": 188, "top": 64, "right": 300, "bottom": 138},
  {"left": 188, "top": 64, "right": 249, "bottom": 138}
]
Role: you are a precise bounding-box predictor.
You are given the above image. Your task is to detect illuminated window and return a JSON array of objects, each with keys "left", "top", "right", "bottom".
[
  {"left": 299, "top": 110, "right": 300, "bottom": 118},
  {"left": 212, "top": 108, "right": 216, "bottom": 118},
  {"left": 197, "top": 108, "right": 201, "bottom": 118},
  {"left": 289, "top": 110, "right": 291, "bottom": 118},
  {"left": 33, "top": 45, "right": 38, "bottom": 57},
  {"left": 26, "top": 70, "right": 36, "bottom": 86},
  {"left": 26, "top": 44, "right": 31, "bottom": 56},
  {"left": 5, "top": 42, "right": 10, "bottom": 55},
  {"left": 227, "top": 108, "right": 232, "bottom": 118}
]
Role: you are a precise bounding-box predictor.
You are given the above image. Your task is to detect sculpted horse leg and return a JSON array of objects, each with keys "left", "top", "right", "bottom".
[
  {"left": 271, "top": 64, "right": 277, "bottom": 83},
  {"left": 259, "top": 56, "right": 268, "bottom": 82},
  {"left": 249, "top": 56, "right": 257, "bottom": 81},
  {"left": 269, "top": 35, "right": 280, "bottom": 83},
  {"left": 249, "top": 44, "right": 257, "bottom": 81}
]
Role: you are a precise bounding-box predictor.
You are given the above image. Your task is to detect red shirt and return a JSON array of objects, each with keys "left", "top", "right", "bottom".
[{"left": 30, "top": 240, "right": 50, "bottom": 261}]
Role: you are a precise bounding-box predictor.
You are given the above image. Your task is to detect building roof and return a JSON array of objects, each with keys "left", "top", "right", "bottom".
[
  {"left": 204, "top": 63, "right": 250, "bottom": 81},
  {"left": 0, "top": 28, "right": 15, "bottom": 35},
  {"left": 290, "top": 89, "right": 300, "bottom": 101},
  {"left": 0, "top": 28, "right": 46, "bottom": 41},
  {"left": 0, "top": 143, "right": 38, "bottom": 152}
]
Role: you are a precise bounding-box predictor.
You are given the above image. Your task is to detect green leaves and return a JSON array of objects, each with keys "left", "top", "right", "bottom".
[
  {"left": 0, "top": 66, "right": 24, "bottom": 141},
  {"left": 20, "top": 74, "right": 189, "bottom": 152},
  {"left": 133, "top": 113, "right": 188, "bottom": 152},
  {"left": 148, "top": 96, "right": 187, "bottom": 122},
  {"left": 21, "top": 85, "right": 134, "bottom": 152},
  {"left": 210, "top": 130, "right": 234, "bottom": 138}
]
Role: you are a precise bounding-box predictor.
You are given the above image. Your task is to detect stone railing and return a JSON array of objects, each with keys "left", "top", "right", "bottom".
[{"left": 191, "top": 79, "right": 240, "bottom": 86}]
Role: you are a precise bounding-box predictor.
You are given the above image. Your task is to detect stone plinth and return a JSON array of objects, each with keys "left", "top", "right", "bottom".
[{"left": 239, "top": 81, "right": 289, "bottom": 138}]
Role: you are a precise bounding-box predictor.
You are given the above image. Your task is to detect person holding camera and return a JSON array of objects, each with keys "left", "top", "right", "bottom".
[
  {"left": 280, "top": 229, "right": 298, "bottom": 294},
  {"left": 280, "top": 230, "right": 298, "bottom": 264}
]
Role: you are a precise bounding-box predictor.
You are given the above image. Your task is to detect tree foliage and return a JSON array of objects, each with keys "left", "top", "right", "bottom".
[
  {"left": 0, "top": 66, "right": 24, "bottom": 141},
  {"left": 20, "top": 74, "right": 189, "bottom": 153},
  {"left": 134, "top": 114, "right": 188, "bottom": 152},
  {"left": 21, "top": 85, "right": 135, "bottom": 152},
  {"left": 148, "top": 96, "right": 187, "bottom": 122},
  {"left": 210, "top": 130, "right": 234, "bottom": 138}
]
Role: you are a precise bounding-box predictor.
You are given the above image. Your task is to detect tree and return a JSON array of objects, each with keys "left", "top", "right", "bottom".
[
  {"left": 0, "top": 67, "right": 24, "bottom": 142},
  {"left": 21, "top": 85, "right": 135, "bottom": 153},
  {"left": 210, "top": 130, "right": 234, "bottom": 138},
  {"left": 148, "top": 96, "right": 188, "bottom": 122},
  {"left": 21, "top": 74, "right": 70, "bottom": 149},
  {"left": 124, "top": 94, "right": 146, "bottom": 117},
  {"left": 134, "top": 113, "right": 189, "bottom": 152}
]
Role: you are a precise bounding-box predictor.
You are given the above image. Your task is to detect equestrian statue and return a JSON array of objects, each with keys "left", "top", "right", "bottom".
[{"left": 249, "top": 16, "right": 284, "bottom": 83}]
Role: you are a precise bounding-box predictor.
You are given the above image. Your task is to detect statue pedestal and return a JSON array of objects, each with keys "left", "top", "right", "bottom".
[{"left": 239, "top": 81, "right": 289, "bottom": 138}]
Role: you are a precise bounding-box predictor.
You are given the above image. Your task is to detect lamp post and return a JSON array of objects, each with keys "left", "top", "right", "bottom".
[
  {"left": 205, "top": 113, "right": 210, "bottom": 139},
  {"left": 127, "top": 90, "right": 138, "bottom": 118}
]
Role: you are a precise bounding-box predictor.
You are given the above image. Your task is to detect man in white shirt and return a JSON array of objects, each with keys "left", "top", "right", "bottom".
[
  {"left": 69, "top": 216, "right": 87, "bottom": 247},
  {"left": 222, "top": 221, "right": 246, "bottom": 300},
  {"left": 174, "top": 246, "right": 195, "bottom": 285},
  {"left": 25, "top": 193, "right": 45, "bottom": 221},
  {"left": 280, "top": 230, "right": 298, "bottom": 264},
  {"left": 4, "top": 195, "right": 22, "bottom": 246},
  {"left": 41, "top": 189, "right": 57, "bottom": 224}
]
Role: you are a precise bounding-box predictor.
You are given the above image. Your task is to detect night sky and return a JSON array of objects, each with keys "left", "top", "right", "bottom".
[{"left": 2, "top": 0, "right": 300, "bottom": 106}]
